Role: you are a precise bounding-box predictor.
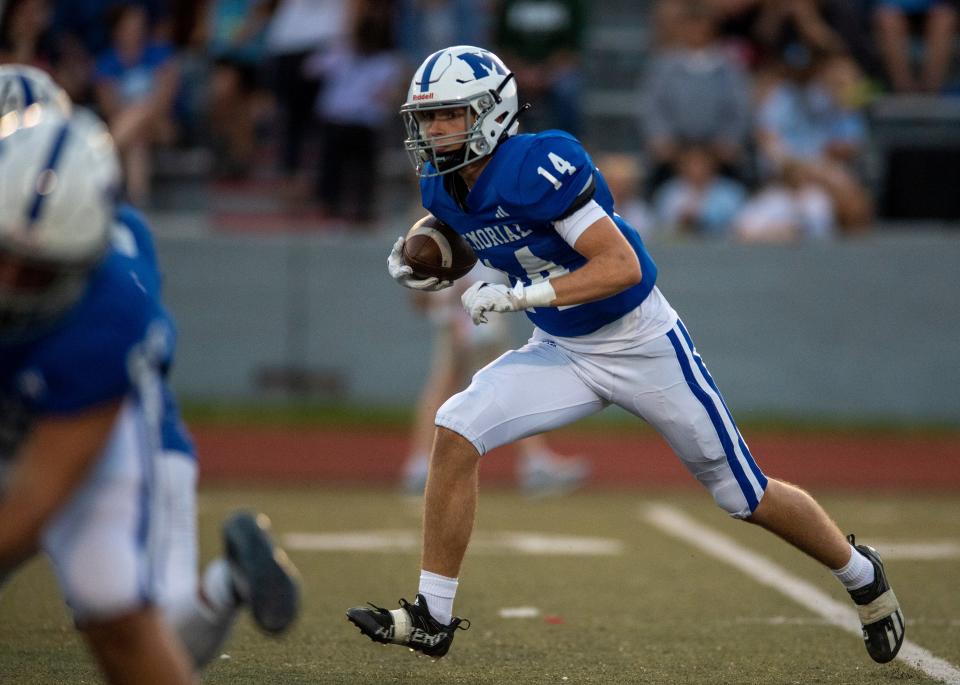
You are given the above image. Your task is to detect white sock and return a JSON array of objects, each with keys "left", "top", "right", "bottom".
[
  {"left": 163, "top": 559, "right": 239, "bottom": 668},
  {"left": 418, "top": 570, "right": 458, "bottom": 625},
  {"left": 832, "top": 544, "right": 876, "bottom": 591},
  {"left": 202, "top": 558, "right": 240, "bottom": 611}
]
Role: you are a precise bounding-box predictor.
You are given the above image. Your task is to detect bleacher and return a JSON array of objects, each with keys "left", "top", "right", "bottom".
[{"left": 151, "top": 0, "right": 960, "bottom": 227}]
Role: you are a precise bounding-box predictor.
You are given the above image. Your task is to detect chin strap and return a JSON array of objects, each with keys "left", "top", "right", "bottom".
[{"left": 497, "top": 102, "right": 530, "bottom": 147}]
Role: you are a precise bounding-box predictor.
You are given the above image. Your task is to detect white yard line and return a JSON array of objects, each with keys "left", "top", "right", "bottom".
[
  {"left": 283, "top": 530, "right": 622, "bottom": 556},
  {"left": 643, "top": 504, "right": 960, "bottom": 685},
  {"left": 871, "top": 541, "right": 960, "bottom": 561}
]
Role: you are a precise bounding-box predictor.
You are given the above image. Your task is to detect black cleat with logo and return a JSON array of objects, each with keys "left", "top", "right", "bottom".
[
  {"left": 346, "top": 594, "right": 469, "bottom": 658},
  {"left": 847, "top": 534, "right": 905, "bottom": 664}
]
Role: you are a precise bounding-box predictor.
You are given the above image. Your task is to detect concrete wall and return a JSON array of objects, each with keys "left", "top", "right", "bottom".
[{"left": 155, "top": 225, "right": 960, "bottom": 422}]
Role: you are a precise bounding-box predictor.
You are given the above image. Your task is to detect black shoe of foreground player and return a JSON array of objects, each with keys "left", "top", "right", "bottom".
[
  {"left": 847, "top": 534, "right": 905, "bottom": 663},
  {"left": 346, "top": 594, "right": 469, "bottom": 658},
  {"left": 224, "top": 511, "right": 300, "bottom": 634}
]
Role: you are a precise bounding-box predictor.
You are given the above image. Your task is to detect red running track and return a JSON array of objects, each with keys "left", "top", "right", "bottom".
[{"left": 194, "top": 426, "right": 960, "bottom": 490}]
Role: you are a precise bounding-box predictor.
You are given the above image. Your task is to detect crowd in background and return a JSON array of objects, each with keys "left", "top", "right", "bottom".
[{"left": 0, "top": 0, "right": 957, "bottom": 238}]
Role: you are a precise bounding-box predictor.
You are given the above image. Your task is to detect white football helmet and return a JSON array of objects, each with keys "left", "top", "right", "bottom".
[
  {"left": 401, "top": 45, "right": 520, "bottom": 177},
  {"left": 0, "top": 109, "right": 120, "bottom": 335},
  {"left": 0, "top": 64, "right": 72, "bottom": 130}
]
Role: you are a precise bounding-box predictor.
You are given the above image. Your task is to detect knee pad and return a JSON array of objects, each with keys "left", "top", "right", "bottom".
[
  {"left": 693, "top": 464, "right": 758, "bottom": 519},
  {"left": 435, "top": 379, "right": 501, "bottom": 456}
]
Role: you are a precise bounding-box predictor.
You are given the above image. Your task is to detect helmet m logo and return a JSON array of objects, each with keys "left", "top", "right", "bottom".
[{"left": 455, "top": 52, "right": 506, "bottom": 83}]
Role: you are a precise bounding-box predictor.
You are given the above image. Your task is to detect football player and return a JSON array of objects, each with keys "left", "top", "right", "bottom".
[
  {"left": 0, "top": 65, "right": 299, "bottom": 677},
  {"left": 348, "top": 45, "right": 904, "bottom": 664},
  {"left": 0, "top": 108, "right": 195, "bottom": 685}
]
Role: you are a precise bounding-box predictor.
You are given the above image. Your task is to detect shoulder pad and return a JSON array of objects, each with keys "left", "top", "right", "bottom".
[{"left": 501, "top": 132, "right": 596, "bottom": 222}]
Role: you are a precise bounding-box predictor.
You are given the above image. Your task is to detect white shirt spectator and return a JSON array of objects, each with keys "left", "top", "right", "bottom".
[
  {"left": 266, "top": 0, "right": 348, "bottom": 54},
  {"left": 734, "top": 184, "right": 835, "bottom": 242}
]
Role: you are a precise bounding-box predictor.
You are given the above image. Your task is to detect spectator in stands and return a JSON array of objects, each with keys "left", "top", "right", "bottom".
[
  {"left": 653, "top": 143, "right": 748, "bottom": 238},
  {"left": 0, "top": 0, "right": 94, "bottom": 103},
  {"left": 0, "top": 0, "right": 56, "bottom": 70},
  {"left": 95, "top": 3, "right": 180, "bottom": 206},
  {"left": 205, "top": 0, "right": 276, "bottom": 177},
  {"left": 52, "top": 0, "right": 169, "bottom": 56},
  {"left": 264, "top": 0, "right": 348, "bottom": 204},
  {"left": 709, "top": 0, "right": 879, "bottom": 79},
  {"left": 872, "top": 0, "right": 958, "bottom": 93},
  {"left": 594, "top": 152, "right": 655, "bottom": 239},
  {"left": 754, "top": 52, "right": 872, "bottom": 231},
  {"left": 642, "top": 0, "right": 752, "bottom": 193},
  {"left": 494, "top": 0, "right": 585, "bottom": 136},
  {"left": 305, "top": 0, "right": 405, "bottom": 227},
  {"left": 397, "top": 0, "right": 491, "bottom": 64},
  {"left": 734, "top": 159, "right": 836, "bottom": 241}
]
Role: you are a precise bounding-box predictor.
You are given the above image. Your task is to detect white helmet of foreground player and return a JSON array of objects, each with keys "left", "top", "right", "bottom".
[
  {"left": 0, "top": 109, "right": 120, "bottom": 335},
  {"left": 0, "top": 64, "right": 72, "bottom": 131},
  {"left": 401, "top": 45, "right": 520, "bottom": 177}
]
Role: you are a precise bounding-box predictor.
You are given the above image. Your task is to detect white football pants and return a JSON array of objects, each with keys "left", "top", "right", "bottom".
[
  {"left": 39, "top": 399, "right": 235, "bottom": 664},
  {"left": 436, "top": 318, "right": 768, "bottom": 518}
]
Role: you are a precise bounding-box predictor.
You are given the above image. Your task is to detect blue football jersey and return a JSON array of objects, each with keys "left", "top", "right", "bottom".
[
  {"left": 0, "top": 206, "right": 194, "bottom": 462},
  {"left": 421, "top": 131, "right": 658, "bottom": 337},
  {"left": 111, "top": 203, "right": 195, "bottom": 457}
]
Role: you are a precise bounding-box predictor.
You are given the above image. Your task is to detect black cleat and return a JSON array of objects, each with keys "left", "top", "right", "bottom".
[
  {"left": 346, "top": 594, "right": 469, "bottom": 658},
  {"left": 847, "top": 534, "right": 905, "bottom": 663},
  {"left": 224, "top": 510, "right": 300, "bottom": 634}
]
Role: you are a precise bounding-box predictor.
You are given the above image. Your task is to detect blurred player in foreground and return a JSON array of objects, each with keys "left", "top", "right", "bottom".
[
  {"left": 0, "top": 65, "right": 299, "bottom": 682},
  {"left": 402, "top": 264, "right": 589, "bottom": 496},
  {"left": 347, "top": 46, "right": 904, "bottom": 664}
]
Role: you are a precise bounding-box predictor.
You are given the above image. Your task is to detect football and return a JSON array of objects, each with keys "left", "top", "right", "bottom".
[{"left": 402, "top": 214, "right": 477, "bottom": 281}]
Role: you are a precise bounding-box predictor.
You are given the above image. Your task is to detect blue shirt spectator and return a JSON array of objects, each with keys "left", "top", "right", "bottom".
[
  {"left": 397, "top": 0, "right": 489, "bottom": 65},
  {"left": 756, "top": 55, "right": 868, "bottom": 176},
  {"left": 96, "top": 41, "right": 174, "bottom": 104},
  {"left": 653, "top": 144, "right": 747, "bottom": 237}
]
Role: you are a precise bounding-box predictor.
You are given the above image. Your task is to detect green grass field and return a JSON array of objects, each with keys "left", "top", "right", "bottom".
[{"left": 2, "top": 486, "right": 958, "bottom": 684}]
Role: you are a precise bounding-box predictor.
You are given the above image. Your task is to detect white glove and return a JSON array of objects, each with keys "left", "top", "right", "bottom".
[
  {"left": 461, "top": 280, "right": 556, "bottom": 324},
  {"left": 387, "top": 236, "right": 453, "bottom": 291}
]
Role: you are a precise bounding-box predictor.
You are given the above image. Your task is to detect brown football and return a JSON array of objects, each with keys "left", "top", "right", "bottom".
[{"left": 402, "top": 214, "right": 478, "bottom": 281}]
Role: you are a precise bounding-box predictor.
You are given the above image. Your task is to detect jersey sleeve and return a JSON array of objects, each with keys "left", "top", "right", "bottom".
[{"left": 503, "top": 133, "right": 597, "bottom": 223}]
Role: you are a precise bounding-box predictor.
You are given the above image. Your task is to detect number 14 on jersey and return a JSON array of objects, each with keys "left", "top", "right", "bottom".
[{"left": 536, "top": 152, "right": 576, "bottom": 190}]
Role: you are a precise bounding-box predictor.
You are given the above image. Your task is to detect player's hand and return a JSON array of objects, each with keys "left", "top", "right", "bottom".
[
  {"left": 461, "top": 281, "right": 525, "bottom": 324},
  {"left": 387, "top": 237, "right": 453, "bottom": 291}
]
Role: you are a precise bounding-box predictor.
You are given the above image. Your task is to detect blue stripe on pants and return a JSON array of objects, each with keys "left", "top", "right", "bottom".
[
  {"left": 676, "top": 320, "right": 768, "bottom": 490},
  {"left": 133, "top": 408, "right": 155, "bottom": 605},
  {"left": 666, "top": 327, "right": 761, "bottom": 512}
]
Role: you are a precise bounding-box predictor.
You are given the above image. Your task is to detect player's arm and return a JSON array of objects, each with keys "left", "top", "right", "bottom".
[
  {"left": 0, "top": 400, "right": 121, "bottom": 571},
  {"left": 462, "top": 204, "right": 640, "bottom": 322},
  {"left": 540, "top": 206, "right": 641, "bottom": 307}
]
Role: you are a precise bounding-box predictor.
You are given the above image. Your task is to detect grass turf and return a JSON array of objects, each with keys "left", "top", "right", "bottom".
[
  {"left": 178, "top": 400, "right": 960, "bottom": 436},
  {"left": 1, "top": 487, "right": 958, "bottom": 684}
]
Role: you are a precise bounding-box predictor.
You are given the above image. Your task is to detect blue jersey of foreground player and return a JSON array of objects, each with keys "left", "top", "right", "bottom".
[
  {"left": 0, "top": 205, "right": 193, "bottom": 461},
  {"left": 421, "top": 130, "right": 658, "bottom": 337},
  {"left": 113, "top": 203, "right": 195, "bottom": 458}
]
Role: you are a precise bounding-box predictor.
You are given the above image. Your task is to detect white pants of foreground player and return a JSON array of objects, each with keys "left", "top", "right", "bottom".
[
  {"left": 40, "top": 401, "right": 235, "bottom": 666},
  {"left": 436, "top": 291, "right": 767, "bottom": 519}
]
